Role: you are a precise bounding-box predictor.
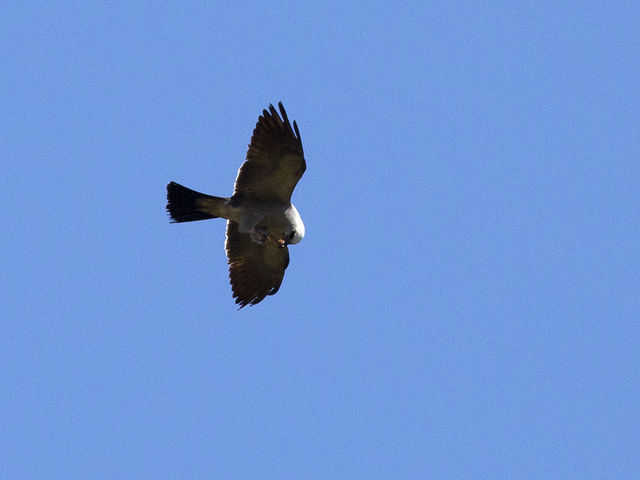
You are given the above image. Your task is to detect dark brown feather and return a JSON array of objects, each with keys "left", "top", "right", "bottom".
[
  {"left": 233, "top": 102, "right": 306, "bottom": 202},
  {"left": 225, "top": 221, "right": 290, "bottom": 308}
]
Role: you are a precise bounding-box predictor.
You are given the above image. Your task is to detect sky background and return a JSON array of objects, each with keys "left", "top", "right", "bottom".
[{"left": 2, "top": 2, "right": 639, "bottom": 478}]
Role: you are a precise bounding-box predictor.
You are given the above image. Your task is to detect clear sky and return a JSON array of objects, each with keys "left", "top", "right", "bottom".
[{"left": 2, "top": 2, "right": 639, "bottom": 479}]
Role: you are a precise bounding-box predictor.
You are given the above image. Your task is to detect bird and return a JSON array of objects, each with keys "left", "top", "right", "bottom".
[{"left": 166, "top": 102, "right": 306, "bottom": 308}]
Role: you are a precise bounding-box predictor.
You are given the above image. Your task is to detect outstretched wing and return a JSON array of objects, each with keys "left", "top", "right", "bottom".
[
  {"left": 233, "top": 102, "right": 305, "bottom": 203},
  {"left": 225, "top": 221, "right": 290, "bottom": 308}
]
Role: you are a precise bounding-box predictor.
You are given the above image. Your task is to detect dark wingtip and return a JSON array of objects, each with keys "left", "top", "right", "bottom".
[
  {"left": 233, "top": 295, "right": 256, "bottom": 309},
  {"left": 277, "top": 102, "right": 288, "bottom": 122}
]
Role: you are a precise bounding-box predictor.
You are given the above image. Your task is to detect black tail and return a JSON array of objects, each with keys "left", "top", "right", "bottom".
[{"left": 166, "top": 181, "right": 219, "bottom": 223}]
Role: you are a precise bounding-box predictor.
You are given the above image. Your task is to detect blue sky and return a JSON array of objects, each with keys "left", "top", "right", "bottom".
[{"left": 2, "top": 2, "right": 639, "bottom": 478}]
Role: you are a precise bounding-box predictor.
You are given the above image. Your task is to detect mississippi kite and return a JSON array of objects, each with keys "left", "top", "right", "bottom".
[{"left": 166, "top": 102, "right": 306, "bottom": 308}]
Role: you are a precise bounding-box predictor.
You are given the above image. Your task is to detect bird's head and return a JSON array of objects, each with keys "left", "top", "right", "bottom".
[
  {"left": 284, "top": 204, "right": 305, "bottom": 245},
  {"left": 285, "top": 227, "right": 304, "bottom": 245}
]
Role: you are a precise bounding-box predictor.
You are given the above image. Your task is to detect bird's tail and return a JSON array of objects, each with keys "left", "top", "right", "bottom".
[{"left": 166, "top": 181, "right": 224, "bottom": 223}]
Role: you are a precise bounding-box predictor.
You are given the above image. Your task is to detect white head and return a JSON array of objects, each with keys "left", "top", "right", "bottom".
[{"left": 285, "top": 204, "right": 305, "bottom": 245}]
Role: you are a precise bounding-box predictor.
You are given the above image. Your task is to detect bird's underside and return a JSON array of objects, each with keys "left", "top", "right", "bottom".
[{"left": 166, "top": 102, "right": 306, "bottom": 308}]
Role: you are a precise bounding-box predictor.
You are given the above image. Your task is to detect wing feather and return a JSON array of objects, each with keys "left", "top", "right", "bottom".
[
  {"left": 225, "top": 221, "right": 290, "bottom": 308},
  {"left": 233, "top": 102, "right": 305, "bottom": 202}
]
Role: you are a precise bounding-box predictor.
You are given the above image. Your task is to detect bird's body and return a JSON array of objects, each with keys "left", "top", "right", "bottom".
[{"left": 166, "top": 102, "right": 306, "bottom": 308}]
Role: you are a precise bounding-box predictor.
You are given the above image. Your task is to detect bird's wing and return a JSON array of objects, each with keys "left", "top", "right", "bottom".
[
  {"left": 233, "top": 102, "right": 305, "bottom": 203},
  {"left": 225, "top": 220, "right": 290, "bottom": 308}
]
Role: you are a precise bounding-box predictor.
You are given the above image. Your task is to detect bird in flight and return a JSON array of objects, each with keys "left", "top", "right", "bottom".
[{"left": 166, "top": 102, "right": 306, "bottom": 308}]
